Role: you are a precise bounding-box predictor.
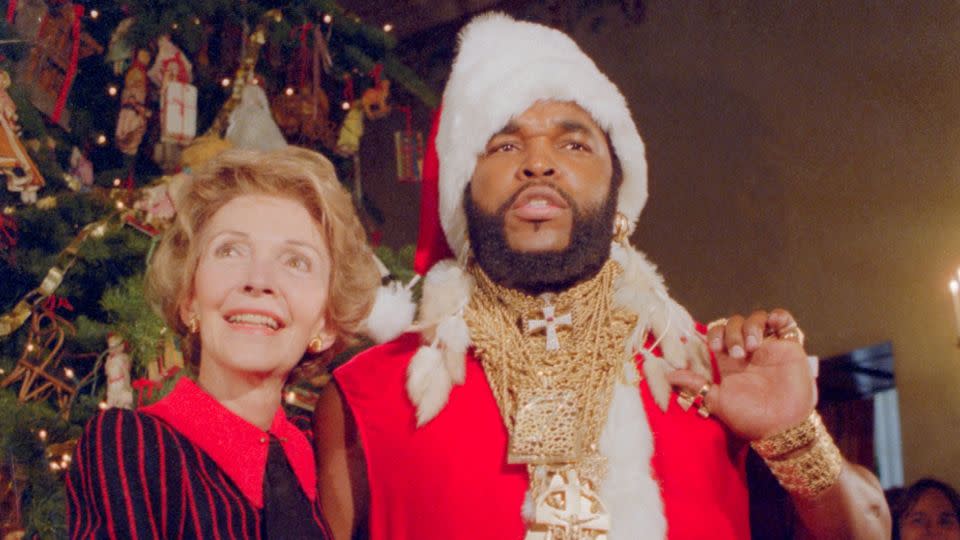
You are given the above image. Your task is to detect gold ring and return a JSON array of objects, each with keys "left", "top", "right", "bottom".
[
  {"left": 777, "top": 323, "right": 805, "bottom": 346},
  {"left": 677, "top": 391, "right": 694, "bottom": 411},
  {"left": 706, "top": 318, "right": 728, "bottom": 332},
  {"left": 692, "top": 382, "right": 711, "bottom": 419}
]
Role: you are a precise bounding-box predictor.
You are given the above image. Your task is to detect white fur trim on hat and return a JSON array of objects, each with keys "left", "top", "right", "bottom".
[{"left": 436, "top": 12, "right": 649, "bottom": 261}]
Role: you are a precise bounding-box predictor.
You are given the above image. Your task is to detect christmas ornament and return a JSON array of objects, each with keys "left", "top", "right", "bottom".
[
  {"left": 0, "top": 460, "right": 26, "bottom": 538},
  {"left": 103, "top": 333, "right": 133, "bottom": 410},
  {"left": 226, "top": 84, "right": 287, "bottom": 151},
  {"left": 106, "top": 17, "right": 135, "bottom": 75},
  {"left": 180, "top": 134, "right": 233, "bottom": 171},
  {"left": 362, "top": 65, "right": 391, "bottom": 120},
  {"left": 133, "top": 179, "right": 177, "bottom": 229},
  {"left": 205, "top": 9, "right": 281, "bottom": 136},
  {"left": 0, "top": 302, "right": 78, "bottom": 412},
  {"left": 18, "top": 2, "right": 101, "bottom": 128},
  {"left": 64, "top": 146, "right": 93, "bottom": 191},
  {"left": 115, "top": 49, "right": 151, "bottom": 156},
  {"left": 393, "top": 106, "right": 423, "bottom": 183},
  {"left": 335, "top": 103, "right": 364, "bottom": 157},
  {"left": 0, "top": 70, "right": 44, "bottom": 204},
  {"left": 149, "top": 35, "right": 197, "bottom": 170}
]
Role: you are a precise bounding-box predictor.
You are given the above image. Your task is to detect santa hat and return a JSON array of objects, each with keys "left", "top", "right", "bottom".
[{"left": 434, "top": 12, "right": 648, "bottom": 263}]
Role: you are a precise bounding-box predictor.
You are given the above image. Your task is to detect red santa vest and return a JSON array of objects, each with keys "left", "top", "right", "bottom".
[{"left": 334, "top": 333, "right": 750, "bottom": 540}]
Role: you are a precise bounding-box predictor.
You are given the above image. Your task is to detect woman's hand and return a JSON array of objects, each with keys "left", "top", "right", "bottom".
[{"left": 666, "top": 309, "right": 817, "bottom": 441}]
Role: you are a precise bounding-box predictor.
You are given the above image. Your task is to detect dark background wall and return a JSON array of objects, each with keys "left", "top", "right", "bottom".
[{"left": 354, "top": 1, "right": 960, "bottom": 489}]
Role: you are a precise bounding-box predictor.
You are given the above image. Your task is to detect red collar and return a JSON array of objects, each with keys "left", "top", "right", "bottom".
[{"left": 141, "top": 378, "right": 316, "bottom": 508}]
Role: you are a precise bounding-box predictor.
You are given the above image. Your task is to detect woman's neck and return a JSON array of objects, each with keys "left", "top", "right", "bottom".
[{"left": 196, "top": 363, "right": 285, "bottom": 431}]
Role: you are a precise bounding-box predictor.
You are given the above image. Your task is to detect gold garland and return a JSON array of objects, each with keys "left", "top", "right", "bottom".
[{"left": 465, "top": 259, "right": 635, "bottom": 537}]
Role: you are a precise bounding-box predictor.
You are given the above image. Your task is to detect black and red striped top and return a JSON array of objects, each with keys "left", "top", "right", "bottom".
[{"left": 65, "top": 378, "right": 332, "bottom": 539}]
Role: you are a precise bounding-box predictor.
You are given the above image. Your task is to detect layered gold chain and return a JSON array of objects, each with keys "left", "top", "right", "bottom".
[{"left": 465, "top": 259, "right": 636, "bottom": 469}]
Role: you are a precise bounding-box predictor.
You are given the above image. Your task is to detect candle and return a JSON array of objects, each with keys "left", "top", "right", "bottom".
[{"left": 950, "top": 279, "right": 960, "bottom": 341}]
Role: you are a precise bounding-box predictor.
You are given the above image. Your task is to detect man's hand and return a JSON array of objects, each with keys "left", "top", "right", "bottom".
[{"left": 666, "top": 308, "right": 816, "bottom": 441}]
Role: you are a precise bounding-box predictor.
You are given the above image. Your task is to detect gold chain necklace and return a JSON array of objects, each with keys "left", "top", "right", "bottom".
[{"left": 465, "top": 260, "right": 636, "bottom": 539}]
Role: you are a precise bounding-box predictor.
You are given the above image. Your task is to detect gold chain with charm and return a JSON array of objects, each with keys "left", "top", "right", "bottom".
[{"left": 465, "top": 260, "right": 636, "bottom": 539}]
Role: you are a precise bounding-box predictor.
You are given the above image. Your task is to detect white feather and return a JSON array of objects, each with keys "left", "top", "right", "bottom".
[
  {"left": 363, "top": 281, "right": 415, "bottom": 344},
  {"left": 437, "top": 315, "right": 469, "bottom": 384},
  {"left": 417, "top": 260, "right": 473, "bottom": 326},
  {"left": 406, "top": 345, "right": 453, "bottom": 426},
  {"left": 599, "top": 380, "right": 667, "bottom": 540}
]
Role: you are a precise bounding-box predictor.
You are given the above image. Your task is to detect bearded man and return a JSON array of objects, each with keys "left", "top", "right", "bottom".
[{"left": 316, "top": 13, "right": 890, "bottom": 540}]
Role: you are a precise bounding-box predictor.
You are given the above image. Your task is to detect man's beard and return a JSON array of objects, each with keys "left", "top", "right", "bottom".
[{"left": 464, "top": 182, "right": 618, "bottom": 295}]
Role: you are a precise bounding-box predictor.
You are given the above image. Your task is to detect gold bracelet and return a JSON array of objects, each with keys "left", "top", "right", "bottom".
[
  {"left": 750, "top": 411, "right": 823, "bottom": 459},
  {"left": 758, "top": 412, "right": 844, "bottom": 498}
]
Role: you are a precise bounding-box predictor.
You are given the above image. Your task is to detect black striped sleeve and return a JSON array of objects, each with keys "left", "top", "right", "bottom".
[{"left": 66, "top": 409, "right": 168, "bottom": 540}]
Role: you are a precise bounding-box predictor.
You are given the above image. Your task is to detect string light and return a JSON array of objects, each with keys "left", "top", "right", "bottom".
[
  {"left": 64, "top": 367, "right": 75, "bottom": 379},
  {"left": 62, "top": 454, "right": 72, "bottom": 464},
  {"left": 383, "top": 23, "right": 394, "bottom": 32},
  {"left": 221, "top": 77, "right": 232, "bottom": 87},
  {"left": 107, "top": 85, "right": 118, "bottom": 96},
  {"left": 323, "top": 14, "right": 333, "bottom": 24},
  {"left": 284, "top": 87, "right": 295, "bottom": 96},
  {"left": 285, "top": 391, "right": 296, "bottom": 404},
  {"left": 341, "top": 101, "right": 351, "bottom": 110},
  {"left": 37, "top": 429, "right": 47, "bottom": 441},
  {"left": 116, "top": 201, "right": 126, "bottom": 210},
  {"left": 26, "top": 343, "right": 35, "bottom": 352},
  {"left": 91, "top": 223, "right": 107, "bottom": 238},
  {"left": 193, "top": 17, "right": 201, "bottom": 25},
  {"left": 0, "top": 368, "right": 5, "bottom": 375},
  {"left": 171, "top": 22, "right": 179, "bottom": 30},
  {"left": 50, "top": 462, "right": 61, "bottom": 471},
  {"left": 96, "top": 134, "right": 108, "bottom": 145},
  {"left": 112, "top": 178, "right": 121, "bottom": 187},
  {"left": 2, "top": 206, "right": 13, "bottom": 215},
  {"left": 98, "top": 401, "right": 109, "bottom": 410},
  {"left": 90, "top": 9, "right": 99, "bottom": 20}
]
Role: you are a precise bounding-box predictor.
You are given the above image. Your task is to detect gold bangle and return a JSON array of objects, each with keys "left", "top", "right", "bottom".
[
  {"left": 757, "top": 412, "right": 843, "bottom": 499},
  {"left": 765, "top": 431, "right": 843, "bottom": 498},
  {"left": 751, "top": 411, "right": 822, "bottom": 459}
]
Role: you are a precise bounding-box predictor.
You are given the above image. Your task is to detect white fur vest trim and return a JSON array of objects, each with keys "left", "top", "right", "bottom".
[{"left": 405, "top": 246, "right": 711, "bottom": 538}]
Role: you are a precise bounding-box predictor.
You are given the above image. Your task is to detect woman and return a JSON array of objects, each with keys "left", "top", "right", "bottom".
[
  {"left": 894, "top": 477, "right": 960, "bottom": 540},
  {"left": 66, "top": 147, "right": 382, "bottom": 539}
]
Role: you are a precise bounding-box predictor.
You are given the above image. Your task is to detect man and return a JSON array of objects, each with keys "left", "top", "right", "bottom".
[{"left": 316, "top": 13, "right": 890, "bottom": 540}]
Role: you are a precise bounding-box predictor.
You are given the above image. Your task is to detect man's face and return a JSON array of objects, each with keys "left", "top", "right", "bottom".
[{"left": 469, "top": 100, "right": 614, "bottom": 252}]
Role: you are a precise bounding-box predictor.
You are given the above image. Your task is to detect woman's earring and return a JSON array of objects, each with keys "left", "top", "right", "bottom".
[
  {"left": 308, "top": 336, "right": 324, "bottom": 353},
  {"left": 187, "top": 316, "right": 199, "bottom": 334}
]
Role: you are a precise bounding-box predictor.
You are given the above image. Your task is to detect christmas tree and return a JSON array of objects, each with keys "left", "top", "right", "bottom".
[{"left": 0, "top": 1, "right": 429, "bottom": 536}]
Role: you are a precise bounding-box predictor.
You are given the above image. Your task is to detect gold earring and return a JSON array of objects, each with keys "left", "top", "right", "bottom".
[
  {"left": 307, "top": 336, "right": 324, "bottom": 353},
  {"left": 613, "top": 212, "right": 630, "bottom": 245},
  {"left": 187, "top": 316, "right": 199, "bottom": 334}
]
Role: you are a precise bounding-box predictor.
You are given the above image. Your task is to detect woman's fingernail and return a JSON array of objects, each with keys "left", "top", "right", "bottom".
[
  {"left": 730, "top": 345, "right": 745, "bottom": 359},
  {"left": 745, "top": 335, "right": 758, "bottom": 349}
]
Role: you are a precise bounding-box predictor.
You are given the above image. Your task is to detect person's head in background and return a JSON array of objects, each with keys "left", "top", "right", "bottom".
[
  {"left": 894, "top": 478, "right": 960, "bottom": 540},
  {"left": 147, "top": 147, "right": 380, "bottom": 423}
]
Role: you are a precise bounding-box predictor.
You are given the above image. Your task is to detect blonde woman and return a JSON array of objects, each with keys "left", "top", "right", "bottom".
[{"left": 66, "top": 147, "right": 384, "bottom": 539}]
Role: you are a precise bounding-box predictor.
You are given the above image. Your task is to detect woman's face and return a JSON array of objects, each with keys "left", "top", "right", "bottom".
[
  {"left": 900, "top": 489, "right": 960, "bottom": 540},
  {"left": 184, "top": 194, "right": 334, "bottom": 382}
]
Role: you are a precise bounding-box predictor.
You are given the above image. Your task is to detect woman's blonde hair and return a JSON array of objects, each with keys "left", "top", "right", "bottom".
[{"left": 145, "top": 147, "right": 380, "bottom": 377}]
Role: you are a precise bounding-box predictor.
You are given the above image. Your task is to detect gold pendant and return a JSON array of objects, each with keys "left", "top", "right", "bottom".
[
  {"left": 508, "top": 390, "right": 583, "bottom": 464},
  {"left": 524, "top": 467, "right": 610, "bottom": 540}
]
